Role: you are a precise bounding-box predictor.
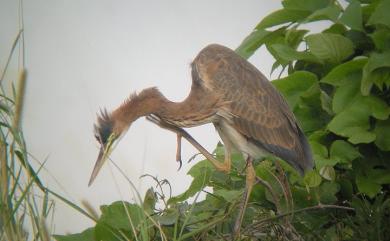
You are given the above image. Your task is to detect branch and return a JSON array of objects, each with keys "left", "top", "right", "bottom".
[{"left": 244, "top": 203, "right": 354, "bottom": 233}]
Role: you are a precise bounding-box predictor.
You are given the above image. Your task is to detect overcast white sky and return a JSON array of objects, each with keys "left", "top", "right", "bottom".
[{"left": 1, "top": 0, "right": 282, "bottom": 234}]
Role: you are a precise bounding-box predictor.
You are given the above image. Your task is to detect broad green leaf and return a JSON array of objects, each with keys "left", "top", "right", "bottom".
[
  {"left": 374, "top": 119, "right": 390, "bottom": 151},
  {"left": 285, "top": 28, "right": 309, "bottom": 49},
  {"left": 269, "top": 44, "right": 321, "bottom": 63},
  {"left": 99, "top": 201, "right": 144, "bottom": 230},
  {"left": 294, "top": 84, "right": 329, "bottom": 132},
  {"left": 310, "top": 139, "right": 342, "bottom": 169},
  {"left": 236, "top": 27, "right": 287, "bottom": 59},
  {"left": 356, "top": 175, "right": 382, "bottom": 198},
  {"left": 368, "top": 168, "right": 390, "bottom": 184},
  {"left": 367, "top": 0, "right": 390, "bottom": 28},
  {"left": 328, "top": 110, "right": 376, "bottom": 144},
  {"left": 54, "top": 228, "right": 95, "bottom": 241},
  {"left": 143, "top": 188, "right": 156, "bottom": 215},
  {"left": 272, "top": 71, "right": 318, "bottom": 109},
  {"left": 370, "top": 67, "right": 390, "bottom": 90},
  {"left": 306, "top": 33, "right": 354, "bottom": 64},
  {"left": 282, "top": 0, "right": 332, "bottom": 12},
  {"left": 332, "top": 74, "right": 361, "bottom": 113},
  {"left": 155, "top": 208, "right": 179, "bottom": 225},
  {"left": 361, "top": 50, "right": 390, "bottom": 95},
  {"left": 330, "top": 76, "right": 390, "bottom": 142},
  {"left": 315, "top": 157, "right": 339, "bottom": 170},
  {"left": 321, "top": 58, "right": 367, "bottom": 86},
  {"left": 188, "top": 159, "right": 213, "bottom": 178},
  {"left": 169, "top": 160, "right": 212, "bottom": 204},
  {"left": 347, "top": 128, "right": 376, "bottom": 144},
  {"left": 213, "top": 189, "right": 242, "bottom": 203},
  {"left": 339, "top": 0, "right": 363, "bottom": 31},
  {"left": 308, "top": 130, "right": 329, "bottom": 143},
  {"left": 319, "top": 166, "right": 335, "bottom": 181},
  {"left": 236, "top": 29, "right": 270, "bottom": 59},
  {"left": 329, "top": 140, "right": 361, "bottom": 163},
  {"left": 94, "top": 222, "right": 125, "bottom": 241},
  {"left": 255, "top": 9, "right": 310, "bottom": 29},
  {"left": 304, "top": 170, "right": 322, "bottom": 187},
  {"left": 323, "top": 23, "right": 347, "bottom": 34},
  {"left": 319, "top": 181, "right": 339, "bottom": 203},
  {"left": 304, "top": 4, "right": 341, "bottom": 23},
  {"left": 370, "top": 28, "right": 390, "bottom": 51}
]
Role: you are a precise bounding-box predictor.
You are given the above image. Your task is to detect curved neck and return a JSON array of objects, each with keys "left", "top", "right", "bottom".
[{"left": 111, "top": 86, "right": 219, "bottom": 134}]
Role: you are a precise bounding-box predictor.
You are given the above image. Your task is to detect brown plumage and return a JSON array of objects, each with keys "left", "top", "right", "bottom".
[{"left": 90, "top": 44, "right": 313, "bottom": 186}]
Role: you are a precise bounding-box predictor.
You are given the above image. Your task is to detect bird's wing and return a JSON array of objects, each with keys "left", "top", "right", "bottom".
[{"left": 192, "top": 44, "right": 312, "bottom": 173}]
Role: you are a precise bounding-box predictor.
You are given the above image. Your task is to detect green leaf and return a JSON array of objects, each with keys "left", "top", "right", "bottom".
[
  {"left": 143, "top": 188, "right": 156, "bottom": 215},
  {"left": 319, "top": 166, "right": 335, "bottom": 181},
  {"left": 54, "top": 228, "right": 95, "bottom": 241},
  {"left": 321, "top": 58, "right": 367, "bottom": 86},
  {"left": 348, "top": 128, "right": 376, "bottom": 144},
  {"left": 286, "top": 28, "right": 309, "bottom": 49},
  {"left": 332, "top": 74, "right": 361, "bottom": 113},
  {"left": 356, "top": 175, "right": 382, "bottom": 198},
  {"left": 255, "top": 9, "right": 310, "bottom": 29},
  {"left": 306, "top": 33, "right": 355, "bottom": 64},
  {"left": 282, "top": 0, "right": 332, "bottom": 12},
  {"left": 329, "top": 73, "right": 390, "bottom": 143},
  {"left": 236, "top": 29, "right": 270, "bottom": 59},
  {"left": 269, "top": 44, "right": 321, "bottom": 63},
  {"left": 323, "top": 23, "right": 348, "bottom": 35},
  {"left": 368, "top": 168, "right": 390, "bottom": 185},
  {"left": 320, "top": 90, "right": 333, "bottom": 115},
  {"left": 94, "top": 222, "right": 125, "bottom": 241},
  {"left": 328, "top": 111, "right": 376, "bottom": 144},
  {"left": 304, "top": 170, "right": 322, "bottom": 187},
  {"left": 367, "top": 0, "right": 390, "bottom": 28},
  {"left": 99, "top": 201, "right": 144, "bottom": 231},
  {"left": 339, "top": 0, "right": 363, "bottom": 31},
  {"left": 309, "top": 141, "right": 338, "bottom": 169},
  {"left": 272, "top": 71, "right": 318, "bottom": 109},
  {"left": 329, "top": 140, "right": 361, "bottom": 163},
  {"left": 155, "top": 208, "right": 179, "bottom": 225},
  {"left": 374, "top": 119, "right": 390, "bottom": 151},
  {"left": 370, "top": 28, "right": 390, "bottom": 51},
  {"left": 213, "top": 189, "right": 242, "bottom": 203},
  {"left": 294, "top": 84, "right": 329, "bottom": 132},
  {"left": 361, "top": 51, "right": 390, "bottom": 95},
  {"left": 319, "top": 181, "right": 339, "bottom": 204},
  {"left": 304, "top": 4, "right": 341, "bottom": 23},
  {"left": 169, "top": 160, "right": 212, "bottom": 204}
]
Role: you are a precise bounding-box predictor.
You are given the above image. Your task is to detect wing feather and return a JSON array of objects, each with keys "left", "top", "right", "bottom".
[{"left": 193, "top": 44, "right": 313, "bottom": 173}]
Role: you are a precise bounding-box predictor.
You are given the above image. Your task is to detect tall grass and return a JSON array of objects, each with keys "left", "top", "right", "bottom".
[{"left": 0, "top": 26, "right": 55, "bottom": 240}]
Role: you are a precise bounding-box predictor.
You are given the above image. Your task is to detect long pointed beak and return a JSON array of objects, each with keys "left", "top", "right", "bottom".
[{"left": 88, "top": 147, "right": 106, "bottom": 186}]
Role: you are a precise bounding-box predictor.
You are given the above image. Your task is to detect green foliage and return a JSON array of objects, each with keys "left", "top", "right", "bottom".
[{"left": 58, "top": 0, "right": 390, "bottom": 240}]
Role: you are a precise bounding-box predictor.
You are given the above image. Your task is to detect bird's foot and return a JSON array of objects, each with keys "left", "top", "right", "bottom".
[{"left": 146, "top": 114, "right": 184, "bottom": 170}]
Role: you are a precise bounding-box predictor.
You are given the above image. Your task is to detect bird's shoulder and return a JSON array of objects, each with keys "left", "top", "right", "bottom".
[{"left": 192, "top": 44, "right": 301, "bottom": 151}]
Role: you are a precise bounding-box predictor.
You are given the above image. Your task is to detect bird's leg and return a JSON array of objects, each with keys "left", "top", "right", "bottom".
[
  {"left": 176, "top": 134, "right": 183, "bottom": 170},
  {"left": 146, "top": 115, "right": 229, "bottom": 172},
  {"left": 233, "top": 156, "right": 256, "bottom": 238}
]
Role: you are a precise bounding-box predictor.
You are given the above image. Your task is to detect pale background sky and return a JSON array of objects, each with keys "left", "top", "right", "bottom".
[{"left": 1, "top": 0, "right": 282, "bottom": 234}]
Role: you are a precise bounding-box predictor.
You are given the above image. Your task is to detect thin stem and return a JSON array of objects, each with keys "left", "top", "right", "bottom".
[{"left": 243, "top": 203, "right": 354, "bottom": 234}]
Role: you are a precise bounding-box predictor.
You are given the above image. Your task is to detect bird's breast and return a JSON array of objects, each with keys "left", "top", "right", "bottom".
[{"left": 216, "top": 118, "right": 270, "bottom": 159}]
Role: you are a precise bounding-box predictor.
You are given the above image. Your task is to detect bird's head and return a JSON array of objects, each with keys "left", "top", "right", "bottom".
[
  {"left": 88, "top": 109, "right": 126, "bottom": 186},
  {"left": 88, "top": 88, "right": 165, "bottom": 186}
]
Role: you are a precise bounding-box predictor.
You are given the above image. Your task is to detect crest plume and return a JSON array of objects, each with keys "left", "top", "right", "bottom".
[{"left": 94, "top": 109, "right": 114, "bottom": 145}]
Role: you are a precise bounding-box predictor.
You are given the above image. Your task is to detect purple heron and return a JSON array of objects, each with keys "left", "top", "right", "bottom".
[{"left": 89, "top": 44, "right": 313, "bottom": 235}]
